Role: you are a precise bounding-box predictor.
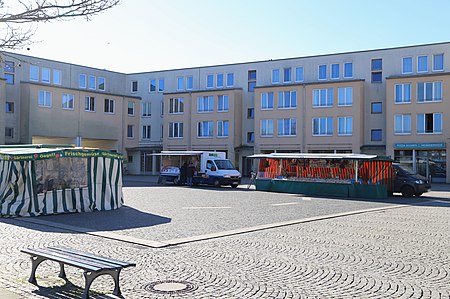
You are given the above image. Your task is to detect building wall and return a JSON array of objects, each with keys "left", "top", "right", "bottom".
[{"left": 0, "top": 79, "right": 5, "bottom": 144}]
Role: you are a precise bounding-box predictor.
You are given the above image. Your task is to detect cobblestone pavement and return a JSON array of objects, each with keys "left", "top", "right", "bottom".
[{"left": 0, "top": 182, "right": 449, "bottom": 298}]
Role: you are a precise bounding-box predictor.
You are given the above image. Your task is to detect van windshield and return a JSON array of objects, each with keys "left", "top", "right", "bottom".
[
  {"left": 395, "top": 164, "right": 415, "bottom": 175},
  {"left": 215, "top": 159, "right": 235, "bottom": 170}
]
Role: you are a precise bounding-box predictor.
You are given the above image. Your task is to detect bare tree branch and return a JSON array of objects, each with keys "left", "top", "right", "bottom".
[{"left": 0, "top": 0, "right": 120, "bottom": 49}]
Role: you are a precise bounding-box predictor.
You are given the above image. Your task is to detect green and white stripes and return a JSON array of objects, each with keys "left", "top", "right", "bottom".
[{"left": 0, "top": 156, "right": 123, "bottom": 217}]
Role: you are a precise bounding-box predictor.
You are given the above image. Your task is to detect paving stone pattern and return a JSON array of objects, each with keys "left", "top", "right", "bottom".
[{"left": 0, "top": 184, "right": 449, "bottom": 298}]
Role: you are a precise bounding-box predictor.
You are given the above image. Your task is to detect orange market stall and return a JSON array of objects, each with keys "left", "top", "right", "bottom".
[{"left": 249, "top": 153, "right": 393, "bottom": 199}]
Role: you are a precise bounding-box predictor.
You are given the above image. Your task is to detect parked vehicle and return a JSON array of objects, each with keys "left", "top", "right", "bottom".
[
  {"left": 157, "top": 151, "right": 242, "bottom": 188},
  {"left": 392, "top": 163, "right": 431, "bottom": 197}
]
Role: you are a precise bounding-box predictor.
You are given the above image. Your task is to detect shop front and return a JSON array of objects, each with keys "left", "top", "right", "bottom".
[{"left": 393, "top": 143, "right": 447, "bottom": 183}]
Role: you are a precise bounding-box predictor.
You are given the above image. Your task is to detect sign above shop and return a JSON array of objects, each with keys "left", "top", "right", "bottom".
[{"left": 394, "top": 142, "right": 446, "bottom": 149}]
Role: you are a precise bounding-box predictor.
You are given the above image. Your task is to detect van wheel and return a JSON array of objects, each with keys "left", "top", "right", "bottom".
[
  {"left": 415, "top": 192, "right": 423, "bottom": 197},
  {"left": 213, "top": 179, "right": 220, "bottom": 188},
  {"left": 401, "top": 186, "right": 414, "bottom": 197},
  {"left": 231, "top": 184, "right": 238, "bottom": 188}
]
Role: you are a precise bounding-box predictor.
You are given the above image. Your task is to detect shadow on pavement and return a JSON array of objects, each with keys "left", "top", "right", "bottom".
[
  {"left": 2, "top": 205, "right": 171, "bottom": 233},
  {"left": 31, "top": 279, "right": 114, "bottom": 299}
]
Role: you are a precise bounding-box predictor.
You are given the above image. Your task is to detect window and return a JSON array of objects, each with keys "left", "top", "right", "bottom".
[
  {"left": 198, "top": 96, "right": 214, "bottom": 112},
  {"left": 295, "top": 67, "right": 304, "bottom": 82},
  {"left": 128, "top": 102, "right": 135, "bottom": 115},
  {"left": 161, "top": 101, "right": 164, "bottom": 115},
  {"left": 128, "top": 156, "right": 133, "bottom": 163},
  {"left": 186, "top": 76, "right": 193, "bottom": 90},
  {"left": 4, "top": 73, "right": 14, "bottom": 84},
  {"left": 247, "top": 132, "right": 254, "bottom": 143},
  {"left": 197, "top": 121, "right": 213, "bottom": 137},
  {"left": 283, "top": 67, "right": 292, "bottom": 83},
  {"left": 433, "top": 54, "right": 444, "bottom": 71},
  {"left": 142, "top": 125, "right": 151, "bottom": 140},
  {"left": 226, "top": 73, "right": 234, "bottom": 87},
  {"left": 272, "top": 69, "right": 280, "bottom": 84},
  {"left": 261, "top": 92, "right": 274, "bottom": 110},
  {"left": 417, "top": 113, "right": 442, "bottom": 134},
  {"left": 278, "top": 91, "right": 297, "bottom": 109},
  {"left": 207, "top": 74, "right": 214, "bottom": 88},
  {"left": 4, "top": 61, "right": 14, "bottom": 73},
  {"left": 169, "top": 122, "right": 183, "bottom": 138},
  {"left": 247, "top": 108, "right": 254, "bottom": 119},
  {"left": 260, "top": 119, "right": 274, "bottom": 136},
  {"left": 217, "top": 120, "right": 229, "bottom": 137},
  {"left": 38, "top": 90, "right": 52, "bottom": 107},
  {"left": 6, "top": 102, "right": 14, "bottom": 113},
  {"left": 338, "top": 87, "right": 353, "bottom": 106},
  {"left": 218, "top": 95, "right": 229, "bottom": 112},
  {"left": 371, "top": 59, "right": 382, "bottom": 70},
  {"left": 79, "top": 74, "right": 87, "bottom": 88},
  {"left": 331, "top": 64, "right": 340, "bottom": 79},
  {"left": 343, "top": 63, "right": 353, "bottom": 78},
  {"left": 278, "top": 118, "right": 296, "bottom": 136},
  {"left": 217, "top": 73, "right": 224, "bottom": 88},
  {"left": 417, "top": 81, "right": 442, "bottom": 102},
  {"left": 248, "top": 70, "right": 256, "bottom": 92},
  {"left": 88, "top": 75, "right": 96, "bottom": 90},
  {"left": 98, "top": 77, "right": 105, "bottom": 91},
  {"left": 313, "top": 88, "right": 333, "bottom": 107},
  {"left": 177, "top": 77, "right": 184, "bottom": 90},
  {"left": 142, "top": 102, "right": 151, "bottom": 117},
  {"left": 158, "top": 79, "right": 165, "bottom": 92},
  {"left": 41, "top": 68, "right": 50, "bottom": 83},
  {"left": 371, "top": 58, "right": 382, "bottom": 83},
  {"left": 395, "top": 83, "right": 411, "bottom": 103},
  {"left": 127, "top": 125, "right": 134, "bottom": 138},
  {"left": 30, "top": 65, "right": 39, "bottom": 81},
  {"left": 418, "top": 55, "right": 428, "bottom": 72},
  {"left": 318, "top": 64, "right": 327, "bottom": 80},
  {"left": 84, "top": 96, "right": 95, "bottom": 111},
  {"left": 5, "top": 127, "right": 13, "bottom": 138},
  {"left": 150, "top": 79, "right": 157, "bottom": 92},
  {"left": 371, "top": 129, "right": 382, "bottom": 141},
  {"left": 402, "top": 57, "right": 413, "bottom": 74},
  {"left": 169, "top": 98, "right": 184, "bottom": 114},
  {"left": 371, "top": 102, "right": 382, "bottom": 114},
  {"left": 104, "top": 98, "right": 114, "bottom": 113},
  {"left": 338, "top": 116, "right": 353, "bottom": 136},
  {"left": 131, "top": 81, "right": 138, "bottom": 92},
  {"left": 312, "top": 117, "right": 333, "bottom": 136},
  {"left": 62, "top": 94, "right": 74, "bottom": 110},
  {"left": 394, "top": 114, "right": 411, "bottom": 134}
]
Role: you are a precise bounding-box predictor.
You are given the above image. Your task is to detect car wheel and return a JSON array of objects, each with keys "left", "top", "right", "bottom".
[
  {"left": 401, "top": 186, "right": 414, "bottom": 198},
  {"left": 231, "top": 184, "right": 238, "bottom": 188},
  {"left": 213, "top": 179, "right": 220, "bottom": 188},
  {"left": 415, "top": 192, "right": 423, "bottom": 197}
]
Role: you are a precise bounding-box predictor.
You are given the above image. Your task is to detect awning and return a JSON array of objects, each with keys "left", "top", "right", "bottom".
[{"left": 247, "top": 153, "right": 386, "bottom": 160}]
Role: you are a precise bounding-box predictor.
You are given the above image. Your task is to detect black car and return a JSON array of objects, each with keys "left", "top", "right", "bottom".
[{"left": 392, "top": 163, "right": 431, "bottom": 197}]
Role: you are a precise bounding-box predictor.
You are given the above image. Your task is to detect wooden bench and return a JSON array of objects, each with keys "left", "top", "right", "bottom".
[{"left": 21, "top": 246, "right": 136, "bottom": 299}]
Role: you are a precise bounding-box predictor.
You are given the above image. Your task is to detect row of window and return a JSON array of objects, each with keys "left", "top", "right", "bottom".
[
  {"left": 167, "top": 121, "right": 230, "bottom": 138},
  {"left": 395, "top": 81, "right": 443, "bottom": 103},
  {"left": 79, "top": 74, "right": 106, "bottom": 91},
  {"left": 402, "top": 54, "right": 444, "bottom": 74},
  {"left": 168, "top": 95, "right": 229, "bottom": 114},
  {"left": 37, "top": 90, "right": 136, "bottom": 115},
  {"left": 260, "top": 117, "right": 353, "bottom": 137},
  {"left": 394, "top": 113, "right": 443, "bottom": 134},
  {"left": 4, "top": 61, "right": 16, "bottom": 84},
  {"left": 29, "top": 65, "right": 62, "bottom": 85},
  {"left": 318, "top": 63, "right": 353, "bottom": 81}
]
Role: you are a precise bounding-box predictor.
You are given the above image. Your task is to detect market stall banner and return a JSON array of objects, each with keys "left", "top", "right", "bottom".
[{"left": 0, "top": 157, "right": 123, "bottom": 217}]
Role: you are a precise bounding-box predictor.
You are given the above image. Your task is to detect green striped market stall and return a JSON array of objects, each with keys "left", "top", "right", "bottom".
[{"left": 0, "top": 145, "right": 123, "bottom": 217}]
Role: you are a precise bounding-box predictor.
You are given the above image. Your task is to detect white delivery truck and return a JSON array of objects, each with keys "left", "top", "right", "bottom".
[{"left": 157, "top": 151, "right": 242, "bottom": 188}]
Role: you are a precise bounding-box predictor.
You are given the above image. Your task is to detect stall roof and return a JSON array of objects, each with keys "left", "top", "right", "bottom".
[
  {"left": 247, "top": 153, "right": 389, "bottom": 160},
  {"left": 0, "top": 147, "right": 123, "bottom": 161}
]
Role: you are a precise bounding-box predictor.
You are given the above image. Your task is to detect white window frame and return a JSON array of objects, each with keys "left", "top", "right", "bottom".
[
  {"left": 312, "top": 88, "right": 333, "bottom": 108},
  {"left": 169, "top": 122, "right": 184, "bottom": 138},
  {"left": 197, "top": 121, "right": 214, "bottom": 138},
  {"left": 217, "top": 73, "right": 224, "bottom": 88},
  {"left": 277, "top": 118, "right": 296, "bottom": 137},
  {"left": 186, "top": 76, "right": 193, "bottom": 90},
  {"left": 41, "top": 67, "right": 50, "bottom": 83},
  {"left": 338, "top": 87, "right": 353, "bottom": 106},
  {"left": 433, "top": 54, "right": 444, "bottom": 72},
  {"left": 272, "top": 69, "right": 280, "bottom": 84},
  {"left": 217, "top": 120, "right": 229, "bottom": 137},
  {"left": 295, "top": 67, "right": 304, "bottom": 82},
  {"left": 331, "top": 63, "right": 340, "bottom": 79},
  {"left": 318, "top": 64, "right": 327, "bottom": 80},
  {"left": 127, "top": 125, "right": 134, "bottom": 139},
  {"left": 84, "top": 96, "right": 95, "bottom": 112},
  {"left": 158, "top": 79, "right": 165, "bottom": 92},
  {"left": 30, "top": 65, "right": 39, "bottom": 82},
  {"left": 131, "top": 81, "right": 138, "bottom": 93},
  {"left": 218, "top": 95, "right": 229, "bottom": 112},
  {"left": 169, "top": 98, "right": 184, "bottom": 114},
  {"left": 197, "top": 96, "right": 214, "bottom": 113},
  {"left": 98, "top": 77, "right": 105, "bottom": 91},
  {"left": 177, "top": 77, "right": 184, "bottom": 90},
  {"left": 417, "top": 113, "right": 442, "bottom": 134},
  {"left": 128, "top": 101, "right": 135, "bottom": 116},
  {"left": 394, "top": 83, "right": 411, "bottom": 104},
  {"left": 312, "top": 117, "right": 333, "bottom": 136},
  {"left": 226, "top": 73, "right": 234, "bottom": 87},
  {"left": 104, "top": 98, "right": 115, "bottom": 114},
  {"left": 402, "top": 57, "right": 413, "bottom": 74},
  {"left": 260, "top": 119, "right": 274, "bottom": 137},
  {"left": 142, "top": 102, "right": 151, "bottom": 117},
  {"left": 38, "top": 90, "right": 52, "bottom": 107},
  {"left": 417, "top": 55, "right": 428, "bottom": 73},
  {"left": 338, "top": 116, "right": 353, "bottom": 136},
  {"left": 417, "top": 81, "right": 442, "bottom": 103},
  {"left": 149, "top": 79, "right": 157, "bottom": 93},
  {"left": 88, "top": 75, "right": 96, "bottom": 90},
  {"left": 261, "top": 92, "right": 274, "bottom": 110},
  {"left": 343, "top": 62, "right": 353, "bottom": 78},
  {"left": 206, "top": 74, "right": 214, "bottom": 88},
  {"left": 142, "top": 125, "right": 151, "bottom": 140},
  {"left": 53, "top": 69, "right": 62, "bottom": 85},
  {"left": 278, "top": 91, "right": 297, "bottom": 109},
  {"left": 394, "top": 114, "right": 411, "bottom": 135},
  {"left": 62, "top": 94, "right": 74, "bottom": 110},
  {"left": 283, "top": 67, "right": 292, "bottom": 83}
]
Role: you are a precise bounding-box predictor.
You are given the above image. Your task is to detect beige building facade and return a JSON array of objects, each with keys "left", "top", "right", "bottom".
[{"left": 1, "top": 42, "right": 450, "bottom": 181}]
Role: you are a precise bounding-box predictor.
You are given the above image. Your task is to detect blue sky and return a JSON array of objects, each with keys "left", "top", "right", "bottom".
[{"left": 16, "top": 0, "right": 450, "bottom": 73}]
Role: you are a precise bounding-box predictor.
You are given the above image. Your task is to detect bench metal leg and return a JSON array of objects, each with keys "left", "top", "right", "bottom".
[
  {"left": 28, "top": 256, "right": 46, "bottom": 285},
  {"left": 111, "top": 269, "right": 122, "bottom": 296},
  {"left": 81, "top": 269, "right": 123, "bottom": 299},
  {"left": 58, "top": 262, "right": 67, "bottom": 279}
]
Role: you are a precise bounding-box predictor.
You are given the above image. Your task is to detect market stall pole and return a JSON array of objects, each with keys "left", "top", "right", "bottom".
[
  {"left": 249, "top": 153, "right": 393, "bottom": 199},
  {"left": 0, "top": 145, "right": 124, "bottom": 217}
]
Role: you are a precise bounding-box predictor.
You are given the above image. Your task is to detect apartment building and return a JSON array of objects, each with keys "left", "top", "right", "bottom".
[
  {"left": 1, "top": 42, "right": 450, "bottom": 182},
  {"left": 0, "top": 52, "right": 140, "bottom": 160}
]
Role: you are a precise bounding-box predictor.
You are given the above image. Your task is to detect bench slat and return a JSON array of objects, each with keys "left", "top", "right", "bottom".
[
  {"left": 44, "top": 247, "right": 128, "bottom": 269},
  {"left": 21, "top": 248, "right": 104, "bottom": 272},
  {"left": 50, "top": 247, "right": 135, "bottom": 268}
]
